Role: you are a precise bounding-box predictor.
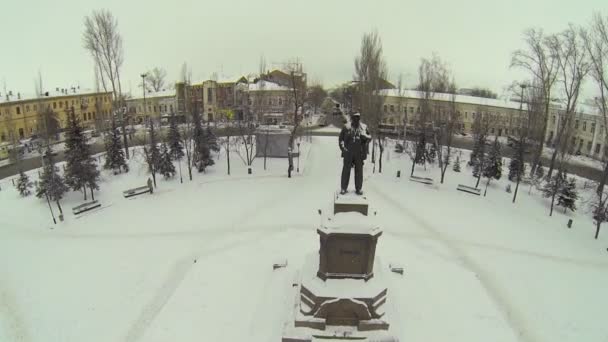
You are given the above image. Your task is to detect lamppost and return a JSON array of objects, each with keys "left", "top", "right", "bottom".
[
  {"left": 297, "top": 141, "right": 300, "bottom": 173},
  {"left": 140, "top": 73, "right": 148, "bottom": 126}
]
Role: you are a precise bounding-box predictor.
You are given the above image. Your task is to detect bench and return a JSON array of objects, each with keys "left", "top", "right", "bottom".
[
  {"left": 273, "top": 259, "right": 288, "bottom": 270},
  {"left": 409, "top": 176, "right": 433, "bottom": 185},
  {"left": 72, "top": 200, "right": 101, "bottom": 215},
  {"left": 389, "top": 264, "right": 404, "bottom": 275},
  {"left": 123, "top": 185, "right": 151, "bottom": 198},
  {"left": 457, "top": 184, "right": 481, "bottom": 195}
]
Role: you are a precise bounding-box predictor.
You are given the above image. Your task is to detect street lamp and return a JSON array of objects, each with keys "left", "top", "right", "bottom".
[
  {"left": 297, "top": 141, "right": 300, "bottom": 173},
  {"left": 141, "top": 73, "right": 148, "bottom": 126}
]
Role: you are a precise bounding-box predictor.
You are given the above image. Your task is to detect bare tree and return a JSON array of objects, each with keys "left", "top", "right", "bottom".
[
  {"left": 83, "top": 9, "right": 129, "bottom": 159},
  {"left": 354, "top": 30, "right": 387, "bottom": 172},
  {"left": 581, "top": 13, "right": 608, "bottom": 239},
  {"left": 145, "top": 67, "right": 167, "bottom": 92},
  {"left": 307, "top": 82, "right": 327, "bottom": 114},
  {"left": 283, "top": 59, "right": 307, "bottom": 149},
  {"left": 437, "top": 81, "right": 460, "bottom": 184},
  {"left": 545, "top": 25, "right": 590, "bottom": 178},
  {"left": 511, "top": 28, "right": 560, "bottom": 174},
  {"left": 396, "top": 73, "right": 408, "bottom": 149}
]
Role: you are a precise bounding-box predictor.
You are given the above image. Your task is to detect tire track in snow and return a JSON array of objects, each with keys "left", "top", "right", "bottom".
[
  {"left": 0, "top": 284, "right": 30, "bottom": 342},
  {"left": 369, "top": 180, "right": 541, "bottom": 342}
]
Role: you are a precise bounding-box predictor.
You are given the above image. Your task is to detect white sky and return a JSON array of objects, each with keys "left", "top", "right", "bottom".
[{"left": 1, "top": 0, "right": 606, "bottom": 98}]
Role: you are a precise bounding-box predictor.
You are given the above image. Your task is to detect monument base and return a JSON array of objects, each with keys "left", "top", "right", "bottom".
[
  {"left": 282, "top": 253, "right": 397, "bottom": 341},
  {"left": 334, "top": 192, "right": 369, "bottom": 216}
]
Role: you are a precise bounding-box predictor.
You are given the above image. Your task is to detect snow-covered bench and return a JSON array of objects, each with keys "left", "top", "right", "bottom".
[
  {"left": 72, "top": 200, "right": 101, "bottom": 215},
  {"left": 409, "top": 176, "right": 433, "bottom": 185},
  {"left": 457, "top": 184, "right": 481, "bottom": 195},
  {"left": 122, "top": 185, "right": 150, "bottom": 198}
]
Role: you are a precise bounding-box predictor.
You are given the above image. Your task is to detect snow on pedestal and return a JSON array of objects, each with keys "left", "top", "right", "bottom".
[
  {"left": 334, "top": 193, "right": 369, "bottom": 216},
  {"left": 282, "top": 211, "right": 397, "bottom": 342}
]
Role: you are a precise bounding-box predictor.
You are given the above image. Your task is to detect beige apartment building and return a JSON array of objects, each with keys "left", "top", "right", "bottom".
[
  {"left": 126, "top": 89, "right": 176, "bottom": 124},
  {"left": 0, "top": 87, "right": 113, "bottom": 143},
  {"left": 547, "top": 103, "right": 607, "bottom": 158},
  {"left": 378, "top": 89, "right": 529, "bottom": 137}
]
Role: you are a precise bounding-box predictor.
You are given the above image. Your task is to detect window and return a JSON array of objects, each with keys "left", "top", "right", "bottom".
[
  {"left": 207, "top": 88, "right": 213, "bottom": 103},
  {"left": 596, "top": 143, "right": 601, "bottom": 154},
  {"left": 409, "top": 107, "right": 414, "bottom": 113},
  {"left": 16, "top": 106, "right": 21, "bottom": 114},
  {"left": 587, "top": 141, "right": 592, "bottom": 152},
  {"left": 65, "top": 101, "right": 68, "bottom": 107},
  {"left": 25, "top": 105, "right": 30, "bottom": 112},
  {"left": 383, "top": 105, "right": 387, "bottom": 112},
  {"left": 583, "top": 121, "right": 587, "bottom": 131},
  {"left": 59, "top": 101, "right": 63, "bottom": 108},
  {"left": 592, "top": 123, "right": 596, "bottom": 134},
  {"left": 579, "top": 138, "right": 584, "bottom": 147},
  {"left": 465, "top": 112, "right": 468, "bottom": 119},
  {"left": 552, "top": 116, "right": 556, "bottom": 123},
  {"left": 154, "top": 105, "right": 157, "bottom": 112},
  {"left": 575, "top": 120, "right": 579, "bottom": 129},
  {"left": 53, "top": 102, "right": 57, "bottom": 109},
  {"left": 390, "top": 105, "right": 394, "bottom": 112},
  {"left": 472, "top": 112, "right": 476, "bottom": 118},
  {"left": 33, "top": 105, "right": 37, "bottom": 111}
]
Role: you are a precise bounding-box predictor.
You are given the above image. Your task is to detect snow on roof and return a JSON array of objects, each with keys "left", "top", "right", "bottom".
[
  {"left": 379, "top": 89, "right": 525, "bottom": 111},
  {"left": 322, "top": 212, "right": 381, "bottom": 235},
  {"left": 129, "top": 89, "right": 175, "bottom": 100},
  {"left": 0, "top": 88, "right": 109, "bottom": 105},
  {"left": 248, "top": 80, "right": 291, "bottom": 92}
]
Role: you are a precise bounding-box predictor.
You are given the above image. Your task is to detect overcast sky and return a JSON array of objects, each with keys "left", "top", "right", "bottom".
[{"left": 1, "top": 0, "right": 605, "bottom": 98}]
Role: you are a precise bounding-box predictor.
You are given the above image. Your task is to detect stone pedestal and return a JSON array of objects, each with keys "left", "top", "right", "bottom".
[
  {"left": 334, "top": 193, "right": 369, "bottom": 216},
  {"left": 282, "top": 209, "right": 397, "bottom": 341},
  {"left": 317, "top": 212, "right": 381, "bottom": 281}
]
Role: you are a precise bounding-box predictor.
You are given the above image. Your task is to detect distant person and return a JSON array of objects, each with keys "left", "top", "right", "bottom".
[{"left": 339, "top": 113, "right": 370, "bottom": 195}]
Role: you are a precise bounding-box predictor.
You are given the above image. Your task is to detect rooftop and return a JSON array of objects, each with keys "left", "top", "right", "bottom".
[
  {"left": 127, "top": 89, "right": 176, "bottom": 100},
  {"left": 0, "top": 87, "right": 110, "bottom": 105},
  {"left": 248, "top": 80, "right": 291, "bottom": 92}
]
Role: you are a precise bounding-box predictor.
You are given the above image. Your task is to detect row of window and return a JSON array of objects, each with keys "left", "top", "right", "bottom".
[
  {"left": 2, "top": 96, "right": 110, "bottom": 116},
  {"left": 136, "top": 104, "right": 174, "bottom": 114}
]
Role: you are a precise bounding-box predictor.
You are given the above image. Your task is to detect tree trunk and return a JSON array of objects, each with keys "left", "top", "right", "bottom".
[
  {"left": 513, "top": 178, "right": 521, "bottom": 203},
  {"left": 372, "top": 139, "right": 377, "bottom": 174},
  {"left": 152, "top": 171, "right": 157, "bottom": 188},
  {"left": 550, "top": 192, "right": 556, "bottom": 216},
  {"left": 90, "top": 185, "right": 95, "bottom": 201},
  {"left": 56, "top": 200, "right": 63, "bottom": 215},
  {"left": 178, "top": 159, "right": 183, "bottom": 183},
  {"left": 547, "top": 145, "right": 559, "bottom": 179},
  {"left": 378, "top": 140, "right": 384, "bottom": 174},
  {"left": 410, "top": 158, "right": 415, "bottom": 177},
  {"left": 595, "top": 222, "right": 601, "bottom": 239},
  {"left": 475, "top": 170, "right": 482, "bottom": 188},
  {"left": 84, "top": 187, "right": 87, "bottom": 201},
  {"left": 484, "top": 178, "right": 490, "bottom": 197}
]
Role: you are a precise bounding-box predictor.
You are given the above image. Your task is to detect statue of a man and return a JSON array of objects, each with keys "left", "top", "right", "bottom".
[{"left": 339, "top": 112, "right": 371, "bottom": 195}]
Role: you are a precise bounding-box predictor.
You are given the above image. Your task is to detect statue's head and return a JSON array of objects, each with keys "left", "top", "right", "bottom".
[{"left": 351, "top": 112, "right": 361, "bottom": 126}]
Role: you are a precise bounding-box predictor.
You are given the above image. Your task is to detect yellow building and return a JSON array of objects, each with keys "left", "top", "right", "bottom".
[
  {"left": 0, "top": 87, "right": 113, "bottom": 143},
  {"left": 378, "top": 89, "right": 528, "bottom": 137}
]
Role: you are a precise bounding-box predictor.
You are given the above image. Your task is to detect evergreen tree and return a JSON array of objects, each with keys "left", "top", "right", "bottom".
[
  {"left": 64, "top": 112, "right": 100, "bottom": 200},
  {"left": 414, "top": 133, "right": 427, "bottom": 166},
  {"left": 191, "top": 110, "right": 210, "bottom": 172},
  {"left": 482, "top": 138, "right": 502, "bottom": 196},
  {"left": 36, "top": 149, "right": 68, "bottom": 214},
  {"left": 452, "top": 155, "right": 461, "bottom": 172},
  {"left": 104, "top": 118, "right": 128, "bottom": 174},
  {"left": 167, "top": 113, "right": 184, "bottom": 161},
  {"left": 469, "top": 135, "right": 482, "bottom": 166},
  {"left": 557, "top": 176, "right": 578, "bottom": 213},
  {"left": 427, "top": 141, "right": 437, "bottom": 164},
  {"left": 159, "top": 143, "right": 176, "bottom": 179},
  {"left": 472, "top": 133, "right": 487, "bottom": 187},
  {"left": 508, "top": 155, "right": 526, "bottom": 181},
  {"left": 16, "top": 170, "right": 32, "bottom": 196},
  {"left": 144, "top": 120, "right": 161, "bottom": 187},
  {"left": 535, "top": 160, "right": 545, "bottom": 179},
  {"left": 205, "top": 126, "right": 220, "bottom": 153},
  {"left": 542, "top": 171, "right": 565, "bottom": 216}
]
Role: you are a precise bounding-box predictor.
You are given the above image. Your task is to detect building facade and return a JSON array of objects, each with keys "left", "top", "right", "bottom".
[
  {"left": 247, "top": 80, "right": 293, "bottom": 124},
  {"left": 0, "top": 87, "right": 113, "bottom": 143},
  {"left": 548, "top": 103, "right": 607, "bottom": 158},
  {"left": 378, "top": 89, "right": 528, "bottom": 137},
  {"left": 175, "top": 76, "right": 249, "bottom": 122},
  {"left": 126, "top": 89, "right": 176, "bottom": 124}
]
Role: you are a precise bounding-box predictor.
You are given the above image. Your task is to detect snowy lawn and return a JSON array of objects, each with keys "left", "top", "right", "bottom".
[{"left": 0, "top": 137, "right": 607, "bottom": 342}]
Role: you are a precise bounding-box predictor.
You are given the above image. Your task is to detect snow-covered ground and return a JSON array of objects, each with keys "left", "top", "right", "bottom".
[{"left": 1, "top": 137, "right": 607, "bottom": 342}]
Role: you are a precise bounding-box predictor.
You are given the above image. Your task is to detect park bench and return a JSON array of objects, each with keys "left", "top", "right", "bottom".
[
  {"left": 273, "top": 259, "right": 288, "bottom": 270},
  {"left": 122, "top": 185, "right": 151, "bottom": 198},
  {"left": 409, "top": 175, "right": 433, "bottom": 185},
  {"left": 72, "top": 200, "right": 101, "bottom": 215},
  {"left": 456, "top": 184, "right": 481, "bottom": 195}
]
